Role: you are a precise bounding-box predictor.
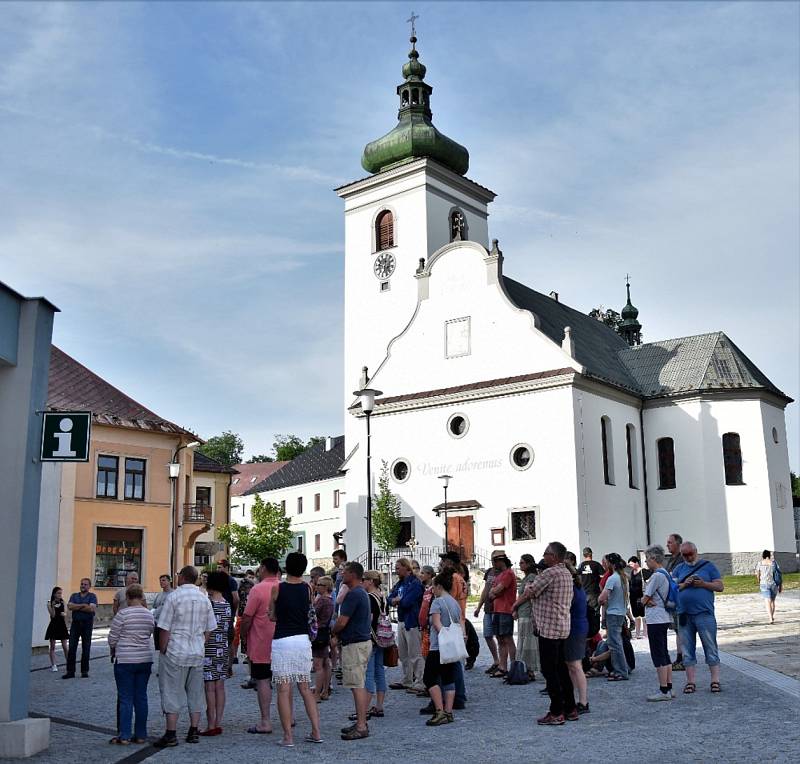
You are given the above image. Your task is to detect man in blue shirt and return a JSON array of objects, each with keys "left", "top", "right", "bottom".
[
  {"left": 387, "top": 558, "right": 424, "bottom": 691},
  {"left": 331, "top": 562, "right": 372, "bottom": 740},
  {"left": 64, "top": 577, "right": 98, "bottom": 678},
  {"left": 673, "top": 542, "right": 724, "bottom": 694}
]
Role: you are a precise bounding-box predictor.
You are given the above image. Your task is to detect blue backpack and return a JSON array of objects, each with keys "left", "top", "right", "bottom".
[
  {"left": 654, "top": 568, "right": 680, "bottom": 612},
  {"left": 773, "top": 562, "right": 783, "bottom": 589}
]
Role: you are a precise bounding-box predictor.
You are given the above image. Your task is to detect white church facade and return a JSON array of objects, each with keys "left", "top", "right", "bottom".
[{"left": 246, "top": 34, "right": 795, "bottom": 574}]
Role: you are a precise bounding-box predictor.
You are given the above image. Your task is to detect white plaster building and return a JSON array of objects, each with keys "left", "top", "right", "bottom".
[
  {"left": 329, "top": 35, "right": 796, "bottom": 574},
  {"left": 240, "top": 437, "right": 346, "bottom": 566}
]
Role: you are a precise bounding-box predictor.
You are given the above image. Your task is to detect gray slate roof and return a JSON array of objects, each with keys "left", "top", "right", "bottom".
[
  {"left": 502, "top": 277, "right": 642, "bottom": 393},
  {"left": 618, "top": 332, "right": 789, "bottom": 400},
  {"left": 502, "top": 278, "right": 788, "bottom": 402},
  {"left": 246, "top": 436, "right": 345, "bottom": 494}
]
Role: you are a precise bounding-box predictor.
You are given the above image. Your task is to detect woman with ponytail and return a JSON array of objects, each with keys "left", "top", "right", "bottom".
[{"left": 598, "top": 553, "right": 630, "bottom": 681}]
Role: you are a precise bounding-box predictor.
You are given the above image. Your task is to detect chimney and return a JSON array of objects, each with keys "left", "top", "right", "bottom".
[
  {"left": 549, "top": 291, "right": 559, "bottom": 302},
  {"left": 325, "top": 436, "right": 333, "bottom": 452},
  {"left": 562, "top": 326, "right": 575, "bottom": 356}
]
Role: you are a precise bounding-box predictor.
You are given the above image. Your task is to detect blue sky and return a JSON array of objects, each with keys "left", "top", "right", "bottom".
[{"left": 2, "top": 1, "right": 798, "bottom": 468}]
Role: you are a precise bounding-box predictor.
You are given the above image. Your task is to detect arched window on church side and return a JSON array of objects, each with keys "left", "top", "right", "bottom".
[
  {"left": 626, "top": 423, "right": 639, "bottom": 489},
  {"left": 450, "top": 209, "right": 466, "bottom": 241},
  {"left": 657, "top": 437, "right": 676, "bottom": 489},
  {"left": 376, "top": 210, "right": 394, "bottom": 251},
  {"left": 722, "top": 432, "right": 743, "bottom": 485},
  {"left": 601, "top": 416, "right": 615, "bottom": 485}
]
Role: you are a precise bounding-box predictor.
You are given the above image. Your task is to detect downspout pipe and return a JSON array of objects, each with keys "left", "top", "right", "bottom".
[{"left": 639, "top": 403, "right": 651, "bottom": 547}]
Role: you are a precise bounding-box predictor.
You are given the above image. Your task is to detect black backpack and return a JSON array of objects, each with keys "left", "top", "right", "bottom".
[{"left": 505, "top": 660, "right": 530, "bottom": 685}]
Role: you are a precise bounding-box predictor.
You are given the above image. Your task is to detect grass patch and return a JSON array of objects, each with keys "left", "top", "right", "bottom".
[{"left": 719, "top": 572, "right": 799, "bottom": 595}]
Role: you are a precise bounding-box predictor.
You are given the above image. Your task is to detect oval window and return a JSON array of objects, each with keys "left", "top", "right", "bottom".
[
  {"left": 392, "top": 459, "right": 410, "bottom": 483},
  {"left": 447, "top": 413, "right": 469, "bottom": 438},
  {"left": 510, "top": 443, "right": 534, "bottom": 471}
]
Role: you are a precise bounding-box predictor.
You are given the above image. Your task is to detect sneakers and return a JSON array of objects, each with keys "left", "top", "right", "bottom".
[
  {"left": 576, "top": 702, "right": 590, "bottom": 715},
  {"left": 185, "top": 727, "right": 199, "bottom": 744},
  {"left": 50, "top": 665, "right": 59, "bottom": 673},
  {"left": 536, "top": 713, "right": 565, "bottom": 726},
  {"left": 672, "top": 660, "right": 686, "bottom": 671},
  {"left": 153, "top": 734, "right": 178, "bottom": 749},
  {"left": 647, "top": 692, "right": 673, "bottom": 702},
  {"left": 425, "top": 711, "right": 454, "bottom": 726},
  {"left": 565, "top": 709, "right": 579, "bottom": 722},
  {"left": 341, "top": 725, "right": 369, "bottom": 740}
]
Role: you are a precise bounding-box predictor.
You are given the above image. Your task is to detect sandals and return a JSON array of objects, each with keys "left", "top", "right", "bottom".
[
  {"left": 109, "top": 737, "right": 130, "bottom": 746},
  {"left": 488, "top": 667, "right": 507, "bottom": 678},
  {"left": 368, "top": 706, "right": 385, "bottom": 718},
  {"left": 247, "top": 726, "right": 272, "bottom": 734},
  {"left": 484, "top": 663, "right": 499, "bottom": 674},
  {"left": 710, "top": 682, "right": 721, "bottom": 693},
  {"left": 607, "top": 674, "right": 628, "bottom": 682},
  {"left": 683, "top": 682, "right": 696, "bottom": 694},
  {"left": 304, "top": 735, "right": 324, "bottom": 743}
]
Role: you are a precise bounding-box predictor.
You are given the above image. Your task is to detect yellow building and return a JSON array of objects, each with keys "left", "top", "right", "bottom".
[{"left": 43, "top": 347, "right": 233, "bottom": 611}]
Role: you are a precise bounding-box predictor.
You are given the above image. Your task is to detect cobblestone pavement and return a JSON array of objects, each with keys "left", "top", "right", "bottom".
[
  {"left": 714, "top": 590, "right": 800, "bottom": 679},
  {"left": 9, "top": 607, "right": 799, "bottom": 764}
]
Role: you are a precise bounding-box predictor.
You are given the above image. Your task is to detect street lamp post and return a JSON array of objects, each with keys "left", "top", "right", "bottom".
[
  {"left": 353, "top": 386, "right": 383, "bottom": 570},
  {"left": 438, "top": 474, "right": 453, "bottom": 551},
  {"left": 168, "top": 440, "right": 200, "bottom": 579}
]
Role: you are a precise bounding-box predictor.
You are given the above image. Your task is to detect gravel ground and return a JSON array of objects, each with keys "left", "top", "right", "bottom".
[{"left": 9, "top": 614, "right": 799, "bottom": 764}]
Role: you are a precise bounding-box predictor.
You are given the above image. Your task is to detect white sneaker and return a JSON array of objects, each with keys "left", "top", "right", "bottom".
[
  {"left": 51, "top": 665, "right": 59, "bottom": 672},
  {"left": 647, "top": 692, "right": 673, "bottom": 702}
]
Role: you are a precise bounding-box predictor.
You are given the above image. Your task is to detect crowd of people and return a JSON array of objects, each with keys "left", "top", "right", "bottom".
[{"left": 44, "top": 539, "right": 785, "bottom": 743}]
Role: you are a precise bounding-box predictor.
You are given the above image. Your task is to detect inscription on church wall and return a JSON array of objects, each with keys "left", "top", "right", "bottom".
[
  {"left": 418, "top": 457, "right": 503, "bottom": 477},
  {"left": 445, "top": 316, "right": 471, "bottom": 358}
]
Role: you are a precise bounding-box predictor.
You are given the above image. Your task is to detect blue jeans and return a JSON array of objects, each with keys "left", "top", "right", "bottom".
[
  {"left": 452, "top": 659, "right": 466, "bottom": 704},
  {"left": 114, "top": 662, "right": 152, "bottom": 740},
  {"left": 66, "top": 619, "right": 93, "bottom": 675},
  {"left": 606, "top": 614, "right": 628, "bottom": 678},
  {"left": 364, "top": 646, "right": 386, "bottom": 694},
  {"left": 679, "top": 612, "right": 720, "bottom": 667}
]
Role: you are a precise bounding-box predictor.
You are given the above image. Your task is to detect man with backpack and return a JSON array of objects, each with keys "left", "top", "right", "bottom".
[{"left": 672, "top": 542, "right": 724, "bottom": 695}]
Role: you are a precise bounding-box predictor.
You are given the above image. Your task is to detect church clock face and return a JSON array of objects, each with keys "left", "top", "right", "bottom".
[{"left": 373, "top": 252, "right": 396, "bottom": 280}]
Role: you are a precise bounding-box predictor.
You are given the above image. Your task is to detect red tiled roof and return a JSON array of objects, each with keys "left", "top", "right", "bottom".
[
  {"left": 230, "top": 462, "right": 289, "bottom": 496},
  {"left": 47, "top": 346, "right": 195, "bottom": 437}
]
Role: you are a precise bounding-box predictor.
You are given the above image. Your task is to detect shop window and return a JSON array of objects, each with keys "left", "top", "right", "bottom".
[
  {"left": 124, "top": 458, "right": 146, "bottom": 501},
  {"left": 94, "top": 527, "right": 142, "bottom": 588},
  {"left": 96, "top": 455, "right": 118, "bottom": 498},
  {"left": 657, "top": 438, "right": 676, "bottom": 489}
]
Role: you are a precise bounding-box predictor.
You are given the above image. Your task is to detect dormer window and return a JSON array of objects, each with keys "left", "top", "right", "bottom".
[
  {"left": 450, "top": 209, "right": 466, "bottom": 241},
  {"left": 376, "top": 210, "right": 394, "bottom": 250}
]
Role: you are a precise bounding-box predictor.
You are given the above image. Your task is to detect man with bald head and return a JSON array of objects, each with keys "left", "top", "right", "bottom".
[
  {"left": 672, "top": 542, "right": 724, "bottom": 694},
  {"left": 113, "top": 572, "right": 140, "bottom": 615}
]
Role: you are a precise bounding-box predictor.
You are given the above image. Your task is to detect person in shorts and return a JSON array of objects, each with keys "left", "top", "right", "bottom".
[
  {"left": 473, "top": 554, "right": 502, "bottom": 673},
  {"left": 241, "top": 558, "right": 280, "bottom": 734},
  {"left": 642, "top": 545, "right": 674, "bottom": 701},
  {"left": 332, "top": 562, "right": 372, "bottom": 741},
  {"left": 488, "top": 554, "right": 517, "bottom": 678},
  {"left": 564, "top": 557, "right": 589, "bottom": 714}
]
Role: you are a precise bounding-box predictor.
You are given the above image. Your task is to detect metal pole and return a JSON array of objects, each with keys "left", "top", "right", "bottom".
[
  {"left": 443, "top": 484, "right": 448, "bottom": 549},
  {"left": 366, "top": 410, "right": 373, "bottom": 570}
]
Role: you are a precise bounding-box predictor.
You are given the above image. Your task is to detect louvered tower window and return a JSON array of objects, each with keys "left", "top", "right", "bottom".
[{"left": 376, "top": 210, "right": 394, "bottom": 250}]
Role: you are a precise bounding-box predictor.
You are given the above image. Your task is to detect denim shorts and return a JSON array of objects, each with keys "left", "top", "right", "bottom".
[
  {"left": 483, "top": 611, "right": 495, "bottom": 638},
  {"left": 492, "top": 613, "right": 514, "bottom": 637},
  {"left": 760, "top": 585, "right": 778, "bottom": 600}
]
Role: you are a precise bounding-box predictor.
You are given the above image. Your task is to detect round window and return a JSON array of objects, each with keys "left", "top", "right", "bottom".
[
  {"left": 447, "top": 413, "right": 469, "bottom": 438},
  {"left": 772, "top": 427, "right": 779, "bottom": 444},
  {"left": 510, "top": 443, "right": 534, "bottom": 471},
  {"left": 391, "top": 459, "right": 410, "bottom": 483}
]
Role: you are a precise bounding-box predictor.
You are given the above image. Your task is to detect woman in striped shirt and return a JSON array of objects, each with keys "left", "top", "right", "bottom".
[{"left": 108, "top": 584, "right": 155, "bottom": 744}]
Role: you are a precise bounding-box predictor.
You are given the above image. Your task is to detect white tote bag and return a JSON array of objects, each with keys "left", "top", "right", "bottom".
[{"left": 436, "top": 600, "right": 468, "bottom": 664}]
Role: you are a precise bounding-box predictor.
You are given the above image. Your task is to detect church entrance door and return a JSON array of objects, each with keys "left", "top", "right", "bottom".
[{"left": 446, "top": 515, "right": 474, "bottom": 561}]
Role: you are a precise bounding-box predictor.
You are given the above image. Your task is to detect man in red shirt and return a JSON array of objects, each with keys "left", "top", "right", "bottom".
[
  {"left": 241, "top": 558, "right": 281, "bottom": 734},
  {"left": 488, "top": 554, "right": 517, "bottom": 677}
]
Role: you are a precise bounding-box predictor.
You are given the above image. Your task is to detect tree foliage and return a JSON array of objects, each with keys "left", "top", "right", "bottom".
[
  {"left": 273, "top": 434, "right": 326, "bottom": 462},
  {"left": 217, "top": 495, "right": 294, "bottom": 565},
  {"left": 372, "top": 460, "right": 402, "bottom": 553},
  {"left": 247, "top": 454, "right": 275, "bottom": 463},
  {"left": 197, "top": 430, "right": 244, "bottom": 467},
  {"left": 588, "top": 306, "right": 623, "bottom": 331},
  {"left": 791, "top": 471, "right": 800, "bottom": 498}
]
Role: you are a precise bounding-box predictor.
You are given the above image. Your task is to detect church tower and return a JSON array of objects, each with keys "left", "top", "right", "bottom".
[
  {"left": 618, "top": 277, "right": 643, "bottom": 346},
  {"left": 336, "top": 31, "right": 496, "bottom": 403}
]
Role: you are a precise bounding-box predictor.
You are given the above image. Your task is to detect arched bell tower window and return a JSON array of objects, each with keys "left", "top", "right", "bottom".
[
  {"left": 449, "top": 209, "right": 467, "bottom": 241},
  {"left": 375, "top": 210, "right": 394, "bottom": 251}
]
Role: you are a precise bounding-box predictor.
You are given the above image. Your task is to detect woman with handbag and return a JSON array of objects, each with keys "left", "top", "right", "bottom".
[
  {"left": 356, "top": 571, "right": 388, "bottom": 720},
  {"left": 422, "top": 571, "right": 463, "bottom": 727}
]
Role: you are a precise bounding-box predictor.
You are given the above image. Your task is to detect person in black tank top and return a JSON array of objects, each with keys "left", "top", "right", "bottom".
[{"left": 269, "top": 553, "right": 321, "bottom": 746}]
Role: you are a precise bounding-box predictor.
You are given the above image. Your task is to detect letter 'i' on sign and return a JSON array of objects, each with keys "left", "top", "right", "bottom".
[{"left": 40, "top": 411, "right": 91, "bottom": 462}]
